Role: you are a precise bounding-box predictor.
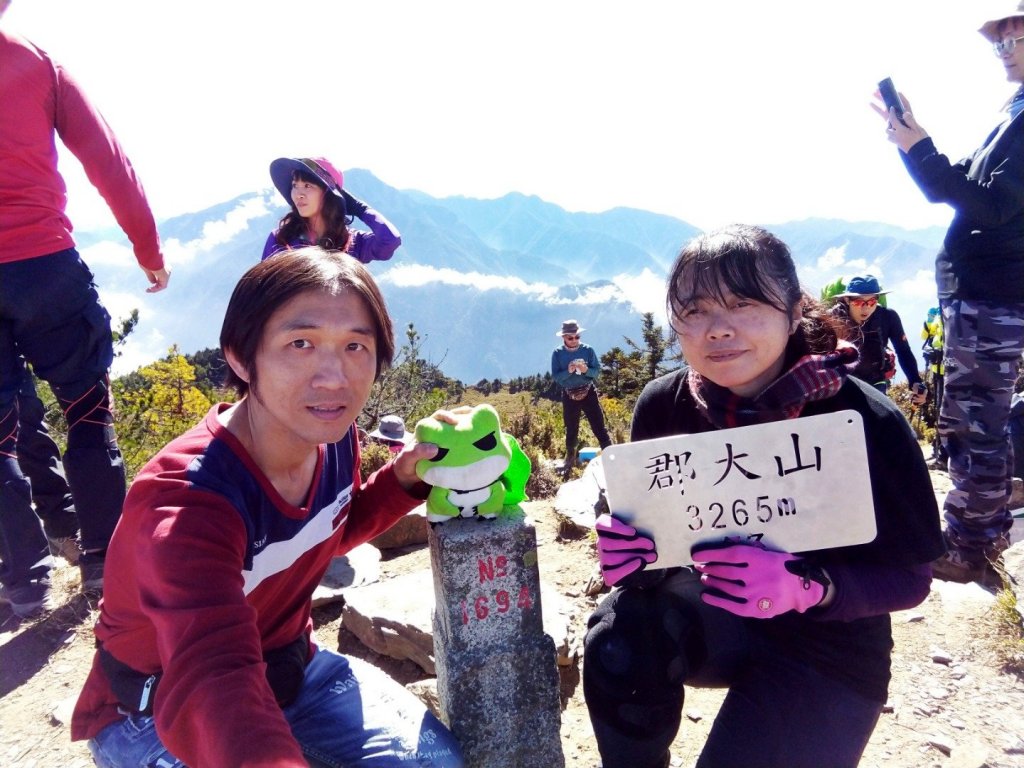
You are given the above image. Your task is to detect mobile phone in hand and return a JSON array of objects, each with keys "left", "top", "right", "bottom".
[{"left": 878, "top": 77, "right": 908, "bottom": 126}]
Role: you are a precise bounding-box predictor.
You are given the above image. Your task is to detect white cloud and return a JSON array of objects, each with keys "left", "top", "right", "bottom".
[
  {"left": 164, "top": 194, "right": 272, "bottom": 266},
  {"left": 95, "top": 287, "right": 170, "bottom": 376},
  {"left": 97, "top": 289, "right": 145, "bottom": 326},
  {"left": 79, "top": 240, "right": 135, "bottom": 268},
  {"left": 379, "top": 264, "right": 667, "bottom": 320},
  {"left": 610, "top": 269, "right": 669, "bottom": 323},
  {"left": 892, "top": 269, "right": 938, "bottom": 301},
  {"left": 379, "top": 264, "right": 559, "bottom": 300},
  {"left": 111, "top": 326, "right": 168, "bottom": 377},
  {"left": 816, "top": 245, "right": 847, "bottom": 271}
]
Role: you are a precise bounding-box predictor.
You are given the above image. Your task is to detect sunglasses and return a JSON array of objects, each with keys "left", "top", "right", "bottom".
[
  {"left": 563, "top": 335, "right": 580, "bottom": 340},
  {"left": 993, "top": 34, "right": 1024, "bottom": 57},
  {"left": 848, "top": 297, "right": 878, "bottom": 308}
]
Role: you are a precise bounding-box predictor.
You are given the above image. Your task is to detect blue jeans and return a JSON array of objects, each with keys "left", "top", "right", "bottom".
[
  {"left": 0, "top": 249, "right": 124, "bottom": 588},
  {"left": 88, "top": 648, "right": 465, "bottom": 767}
]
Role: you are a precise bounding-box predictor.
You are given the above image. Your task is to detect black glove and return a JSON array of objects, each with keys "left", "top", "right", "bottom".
[{"left": 341, "top": 189, "right": 368, "bottom": 219}]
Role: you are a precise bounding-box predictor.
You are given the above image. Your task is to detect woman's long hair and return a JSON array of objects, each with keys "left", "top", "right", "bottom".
[
  {"left": 667, "top": 223, "right": 842, "bottom": 358},
  {"left": 274, "top": 169, "right": 351, "bottom": 252}
]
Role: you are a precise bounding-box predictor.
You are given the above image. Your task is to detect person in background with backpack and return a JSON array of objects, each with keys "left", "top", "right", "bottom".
[
  {"left": 828, "top": 275, "right": 927, "bottom": 404},
  {"left": 551, "top": 319, "right": 612, "bottom": 474}
]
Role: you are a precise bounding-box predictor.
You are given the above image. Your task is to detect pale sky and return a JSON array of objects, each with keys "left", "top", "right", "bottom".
[{"left": 4, "top": 0, "right": 1019, "bottom": 236}]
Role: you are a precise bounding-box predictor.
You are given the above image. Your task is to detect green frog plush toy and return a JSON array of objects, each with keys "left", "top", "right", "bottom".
[{"left": 414, "top": 404, "right": 531, "bottom": 522}]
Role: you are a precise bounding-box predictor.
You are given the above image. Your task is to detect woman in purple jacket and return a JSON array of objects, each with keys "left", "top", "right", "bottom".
[{"left": 262, "top": 156, "right": 401, "bottom": 264}]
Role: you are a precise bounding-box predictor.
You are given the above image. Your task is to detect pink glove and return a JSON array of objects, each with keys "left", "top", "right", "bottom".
[
  {"left": 691, "top": 541, "right": 829, "bottom": 619},
  {"left": 595, "top": 513, "right": 658, "bottom": 587}
]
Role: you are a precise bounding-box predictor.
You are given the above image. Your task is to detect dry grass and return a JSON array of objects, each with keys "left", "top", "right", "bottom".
[{"left": 992, "top": 583, "right": 1024, "bottom": 674}]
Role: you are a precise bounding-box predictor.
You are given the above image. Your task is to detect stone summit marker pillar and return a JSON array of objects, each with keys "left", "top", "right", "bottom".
[{"left": 428, "top": 515, "right": 565, "bottom": 768}]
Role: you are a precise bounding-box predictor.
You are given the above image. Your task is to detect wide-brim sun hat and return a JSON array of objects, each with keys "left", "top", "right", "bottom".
[
  {"left": 368, "top": 414, "right": 413, "bottom": 445},
  {"left": 556, "top": 319, "right": 586, "bottom": 337},
  {"left": 835, "top": 275, "right": 891, "bottom": 298},
  {"left": 979, "top": 1, "right": 1024, "bottom": 41},
  {"left": 269, "top": 157, "right": 345, "bottom": 206}
]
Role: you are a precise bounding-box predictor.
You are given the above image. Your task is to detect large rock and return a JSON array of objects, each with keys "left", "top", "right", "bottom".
[
  {"left": 1011, "top": 477, "right": 1024, "bottom": 511},
  {"left": 370, "top": 506, "right": 429, "bottom": 550},
  {"left": 406, "top": 678, "right": 441, "bottom": 718},
  {"left": 338, "top": 563, "right": 572, "bottom": 676},
  {"left": 553, "top": 457, "right": 605, "bottom": 532},
  {"left": 312, "top": 544, "right": 382, "bottom": 607},
  {"left": 341, "top": 570, "right": 436, "bottom": 673}
]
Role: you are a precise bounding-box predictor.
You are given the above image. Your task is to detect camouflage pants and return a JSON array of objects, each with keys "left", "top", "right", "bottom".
[{"left": 939, "top": 298, "right": 1024, "bottom": 551}]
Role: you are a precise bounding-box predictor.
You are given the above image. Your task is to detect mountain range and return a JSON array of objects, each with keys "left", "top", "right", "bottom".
[{"left": 79, "top": 169, "right": 950, "bottom": 385}]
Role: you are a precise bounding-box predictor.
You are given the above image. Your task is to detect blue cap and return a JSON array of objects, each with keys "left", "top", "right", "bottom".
[{"left": 836, "top": 275, "right": 891, "bottom": 297}]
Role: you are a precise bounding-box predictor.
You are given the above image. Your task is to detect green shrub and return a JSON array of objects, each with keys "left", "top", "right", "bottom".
[
  {"left": 889, "top": 381, "right": 933, "bottom": 444},
  {"left": 521, "top": 442, "right": 561, "bottom": 500},
  {"left": 360, "top": 442, "right": 394, "bottom": 477}
]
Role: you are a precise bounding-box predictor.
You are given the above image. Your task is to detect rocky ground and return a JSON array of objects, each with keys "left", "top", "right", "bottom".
[{"left": 1, "top": 466, "right": 1023, "bottom": 768}]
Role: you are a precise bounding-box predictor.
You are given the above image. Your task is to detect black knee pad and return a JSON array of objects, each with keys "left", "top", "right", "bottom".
[{"left": 584, "top": 587, "right": 696, "bottom": 737}]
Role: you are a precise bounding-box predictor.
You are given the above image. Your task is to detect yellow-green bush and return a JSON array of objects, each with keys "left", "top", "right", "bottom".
[{"left": 359, "top": 441, "right": 394, "bottom": 478}]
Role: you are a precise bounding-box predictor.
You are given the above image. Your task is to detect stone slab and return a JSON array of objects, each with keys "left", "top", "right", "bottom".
[
  {"left": 553, "top": 457, "right": 605, "bottom": 530},
  {"left": 340, "top": 568, "right": 571, "bottom": 677},
  {"left": 341, "top": 570, "right": 436, "bottom": 674},
  {"left": 370, "top": 505, "right": 429, "bottom": 550},
  {"left": 311, "top": 543, "right": 382, "bottom": 607}
]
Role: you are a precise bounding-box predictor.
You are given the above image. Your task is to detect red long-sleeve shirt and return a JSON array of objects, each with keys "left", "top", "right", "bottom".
[
  {"left": 0, "top": 29, "right": 163, "bottom": 269},
  {"left": 71, "top": 405, "right": 419, "bottom": 767}
]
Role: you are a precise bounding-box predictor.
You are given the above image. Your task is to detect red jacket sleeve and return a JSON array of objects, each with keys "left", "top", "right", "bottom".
[
  {"left": 333, "top": 443, "right": 427, "bottom": 555},
  {"left": 53, "top": 63, "right": 163, "bottom": 271}
]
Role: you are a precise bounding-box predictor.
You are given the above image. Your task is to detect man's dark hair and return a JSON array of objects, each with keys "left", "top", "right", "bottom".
[{"left": 220, "top": 247, "right": 395, "bottom": 397}]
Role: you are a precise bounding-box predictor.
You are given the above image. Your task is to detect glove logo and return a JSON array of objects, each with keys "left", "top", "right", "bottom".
[{"left": 757, "top": 597, "right": 774, "bottom": 612}]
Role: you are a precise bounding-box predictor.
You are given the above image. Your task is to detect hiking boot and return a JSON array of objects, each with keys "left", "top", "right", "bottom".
[
  {"left": 983, "top": 531, "right": 1011, "bottom": 563},
  {"left": 47, "top": 535, "right": 81, "bottom": 565},
  {"left": 930, "top": 546, "right": 993, "bottom": 584},
  {"left": 560, "top": 454, "right": 579, "bottom": 477},
  {"left": 0, "top": 576, "right": 52, "bottom": 619},
  {"left": 930, "top": 548, "right": 984, "bottom": 583},
  {"left": 79, "top": 550, "right": 105, "bottom": 594}
]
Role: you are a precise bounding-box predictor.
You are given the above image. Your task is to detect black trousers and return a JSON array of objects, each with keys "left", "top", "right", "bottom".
[
  {"left": 16, "top": 368, "right": 77, "bottom": 539},
  {"left": 0, "top": 249, "right": 124, "bottom": 588},
  {"left": 583, "top": 570, "right": 882, "bottom": 768},
  {"left": 562, "top": 387, "right": 611, "bottom": 459}
]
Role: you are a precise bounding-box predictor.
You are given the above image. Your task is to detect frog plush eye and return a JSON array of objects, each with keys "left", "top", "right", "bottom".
[
  {"left": 473, "top": 432, "right": 497, "bottom": 452},
  {"left": 429, "top": 447, "right": 450, "bottom": 462}
]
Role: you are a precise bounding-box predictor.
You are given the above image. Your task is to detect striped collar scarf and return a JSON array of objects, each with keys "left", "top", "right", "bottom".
[{"left": 687, "top": 344, "right": 859, "bottom": 429}]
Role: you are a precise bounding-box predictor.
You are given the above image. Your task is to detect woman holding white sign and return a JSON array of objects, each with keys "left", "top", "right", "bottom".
[{"left": 583, "top": 224, "right": 944, "bottom": 768}]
